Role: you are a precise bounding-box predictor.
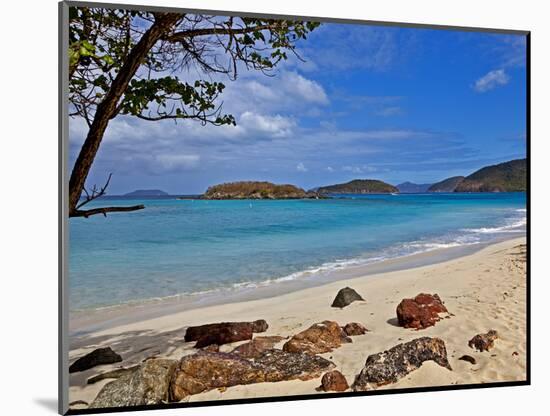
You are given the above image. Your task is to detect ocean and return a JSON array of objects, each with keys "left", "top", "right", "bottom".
[{"left": 69, "top": 192, "right": 526, "bottom": 311}]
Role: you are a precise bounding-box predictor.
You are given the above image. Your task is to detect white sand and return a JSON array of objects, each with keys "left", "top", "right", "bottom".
[{"left": 68, "top": 237, "right": 527, "bottom": 408}]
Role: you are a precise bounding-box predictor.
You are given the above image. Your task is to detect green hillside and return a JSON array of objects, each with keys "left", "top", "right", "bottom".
[
  {"left": 428, "top": 176, "right": 465, "bottom": 192},
  {"left": 317, "top": 179, "right": 398, "bottom": 194},
  {"left": 454, "top": 159, "right": 526, "bottom": 192}
]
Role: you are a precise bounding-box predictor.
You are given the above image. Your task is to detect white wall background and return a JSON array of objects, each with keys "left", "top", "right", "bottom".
[{"left": 0, "top": 0, "right": 547, "bottom": 415}]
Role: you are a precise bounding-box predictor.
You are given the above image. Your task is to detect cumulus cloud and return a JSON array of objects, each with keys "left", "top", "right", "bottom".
[
  {"left": 296, "top": 162, "right": 308, "bottom": 172},
  {"left": 281, "top": 72, "right": 329, "bottom": 104},
  {"left": 238, "top": 70, "right": 329, "bottom": 114},
  {"left": 239, "top": 111, "right": 296, "bottom": 138},
  {"left": 474, "top": 69, "right": 510, "bottom": 92}
]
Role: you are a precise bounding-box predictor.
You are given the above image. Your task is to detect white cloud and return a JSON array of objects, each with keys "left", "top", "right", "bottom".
[
  {"left": 281, "top": 72, "right": 329, "bottom": 105},
  {"left": 236, "top": 71, "right": 329, "bottom": 115},
  {"left": 359, "top": 130, "right": 433, "bottom": 140},
  {"left": 474, "top": 69, "right": 510, "bottom": 92},
  {"left": 239, "top": 111, "right": 296, "bottom": 138},
  {"left": 296, "top": 162, "right": 308, "bottom": 172},
  {"left": 155, "top": 154, "right": 200, "bottom": 171},
  {"left": 326, "top": 166, "right": 334, "bottom": 172},
  {"left": 342, "top": 165, "right": 378, "bottom": 174}
]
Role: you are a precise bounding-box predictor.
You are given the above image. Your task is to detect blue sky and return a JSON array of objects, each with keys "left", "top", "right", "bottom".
[{"left": 69, "top": 20, "right": 527, "bottom": 195}]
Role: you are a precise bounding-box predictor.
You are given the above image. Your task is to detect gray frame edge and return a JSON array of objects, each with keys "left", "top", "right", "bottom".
[
  {"left": 62, "top": 0, "right": 530, "bottom": 35},
  {"left": 59, "top": 1, "right": 70, "bottom": 415}
]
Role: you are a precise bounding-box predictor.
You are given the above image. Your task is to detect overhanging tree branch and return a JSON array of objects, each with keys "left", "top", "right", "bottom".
[
  {"left": 165, "top": 23, "right": 277, "bottom": 41},
  {"left": 68, "top": 12, "right": 182, "bottom": 217},
  {"left": 68, "top": 8, "right": 320, "bottom": 219}
]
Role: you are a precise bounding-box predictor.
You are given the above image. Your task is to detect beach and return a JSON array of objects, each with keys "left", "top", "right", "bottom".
[{"left": 68, "top": 236, "right": 527, "bottom": 409}]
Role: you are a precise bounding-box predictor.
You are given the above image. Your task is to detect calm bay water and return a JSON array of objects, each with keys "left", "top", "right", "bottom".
[{"left": 69, "top": 193, "right": 526, "bottom": 311}]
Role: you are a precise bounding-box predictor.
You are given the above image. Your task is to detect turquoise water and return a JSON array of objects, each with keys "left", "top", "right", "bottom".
[{"left": 69, "top": 193, "right": 526, "bottom": 311}]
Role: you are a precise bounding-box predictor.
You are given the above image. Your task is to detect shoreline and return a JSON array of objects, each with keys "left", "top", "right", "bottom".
[
  {"left": 69, "top": 233, "right": 524, "bottom": 336},
  {"left": 68, "top": 236, "right": 527, "bottom": 408}
]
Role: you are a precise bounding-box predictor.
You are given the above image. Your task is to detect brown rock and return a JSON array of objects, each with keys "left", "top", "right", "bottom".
[
  {"left": 283, "top": 321, "right": 351, "bottom": 355},
  {"left": 90, "top": 359, "right": 178, "bottom": 408},
  {"left": 184, "top": 320, "right": 268, "bottom": 348},
  {"left": 352, "top": 337, "right": 452, "bottom": 390},
  {"left": 343, "top": 322, "right": 368, "bottom": 336},
  {"left": 396, "top": 293, "right": 449, "bottom": 329},
  {"left": 170, "top": 350, "right": 334, "bottom": 401},
  {"left": 170, "top": 352, "right": 263, "bottom": 400},
  {"left": 252, "top": 319, "right": 269, "bottom": 333},
  {"left": 321, "top": 370, "right": 349, "bottom": 392},
  {"left": 468, "top": 330, "right": 499, "bottom": 352},
  {"left": 69, "top": 347, "right": 123, "bottom": 373},
  {"left": 231, "top": 336, "right": 285, "bottom": 359}
]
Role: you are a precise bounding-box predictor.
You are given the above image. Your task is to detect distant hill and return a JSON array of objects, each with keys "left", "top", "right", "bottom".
[
  {"left": 123, "top": 189, "right": 169, "bottom": 197},
  {"left": 454, "top": 159, "right": 527, "bottom": 192},
  {"left": 203, "top": 181, "right": 319, "bottom": 199},
  {"left": 396, "top": 182, "right": 432, "bottom": 193},
  {"left": 317, "top": 179, "right": 398, "bottom": 194},
  {"left": 428, "top": 176, "right": 465, "bottom": 192}
]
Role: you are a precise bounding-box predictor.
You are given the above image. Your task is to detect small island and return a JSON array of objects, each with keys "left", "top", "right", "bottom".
[
  {"left": 203, "top": 181, "right": 321, "bottom": 200},
  {"left": 317, "top": 179, "right": 398, "bottom": 194}
]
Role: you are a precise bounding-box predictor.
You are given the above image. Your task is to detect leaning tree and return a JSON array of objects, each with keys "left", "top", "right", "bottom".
[{"left": 67, "top": 7, "right": 320, "bottom": 217}]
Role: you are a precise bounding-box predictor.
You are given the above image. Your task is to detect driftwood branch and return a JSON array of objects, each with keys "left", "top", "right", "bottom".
[{"left": 70, "top": 205, "right": 145, "bottom": 218}]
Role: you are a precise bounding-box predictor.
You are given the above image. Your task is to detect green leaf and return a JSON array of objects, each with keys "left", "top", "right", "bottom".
[{"left": 101, "top": 55, "right": 115, "bottom": 65}]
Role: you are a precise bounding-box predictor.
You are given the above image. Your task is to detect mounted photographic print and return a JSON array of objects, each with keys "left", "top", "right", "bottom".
[{"left": 59, "top": 1, "right": 529, "bottom": 414}]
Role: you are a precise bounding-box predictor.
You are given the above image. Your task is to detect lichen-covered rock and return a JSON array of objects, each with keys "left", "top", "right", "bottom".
[
  {"left": 320, "top": 370, "right": 349, "bottom": 392},
  {"left": 170, "top": 352, "right": 264, "bottom": 401},
  {"left": 231, "top": 336, "right": 285, "bottom": 359},
  {"left": 396, "top": 293, "right": 449, "bottom": 329},
  {"left": 468, "top": 330, "right": 499, "bottom": 352},
  {"left": 184, "top": 320, "right": 268, "bottom": 348},
  {"left": 343, "top": 322, "right": 368, "bottom": 336},
  {"left": 256, "top": 349, "right": 335, "bottom": 382},
  {"left": 87, "top": 365, "right": 139, "bottom": 384},
  {"left": 283, "top": 321, "right": 351, "bottom": 355},
  {"left": 69, "top": 347, "right": 123, "bottom": 373},
  {"left": 169, "top": 350, "right": 334, "bottom": 401},
  {"left": 90, "top": 359, "right": 177, "bottom": 408},
  {"left": 352, "top": 337, "right": 452, "bottom": 390},
  {"left": 331, "top": 287, "right": 364, "bottom": 308}
]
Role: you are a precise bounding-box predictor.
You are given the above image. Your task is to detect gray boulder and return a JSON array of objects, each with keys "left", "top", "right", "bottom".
[
  {"left": 90, "top": 359, "right": 177, "bottom": 408},
  {"left": 352, "top": 337, "right": 452, "bottom": 390},
  {"left": 331, "top": 287, "right": 364, "bottom": 308},
  {"left": 69, "top": 347, "right": 122, "bottom": 373}
]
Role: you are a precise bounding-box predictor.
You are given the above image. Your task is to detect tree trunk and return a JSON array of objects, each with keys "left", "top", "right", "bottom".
[{"left": 68, "top": 13, "right": 181, "bottom": 216}]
